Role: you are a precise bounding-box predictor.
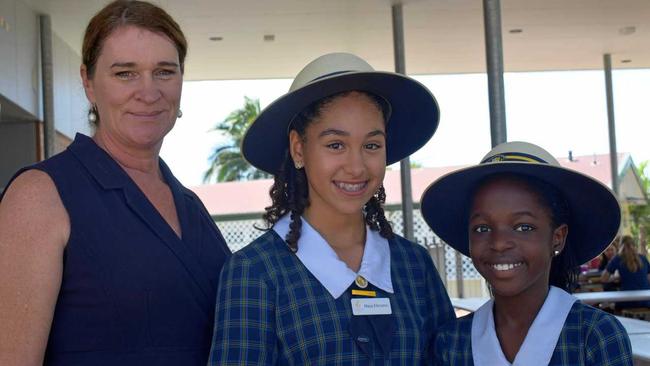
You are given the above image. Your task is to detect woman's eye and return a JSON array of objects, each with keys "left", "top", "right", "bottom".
[
  {"left": 156, "top": 69, "right": 177, "bottom": 79},
  {"left": 326, "top": 142, "right": 343, "bottom": 150},
  {"left": 472, "top": 225, "right": 490, "bottom": 233},
  {"left": 515, "top": 224, "right": 535, "bottom": 232},
  {"left": 115, "top": 71, "right": 136, "bottom": 80},
  {"left": 365, "top": 142, "right": 382, "bottom": 150}
]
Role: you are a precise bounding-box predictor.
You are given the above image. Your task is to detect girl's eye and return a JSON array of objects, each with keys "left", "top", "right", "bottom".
[
  {"left": 365, "top": 142, "right": 382, "bottom": 150},
  {"left": 326, "top": 142, "right": 343, "bottom": 150},
  {"left": 515, "top": 224, "right": 535, "bottom": 232},
  {"left": 472, "top": 225, "right": 490, "bottom": 233}
]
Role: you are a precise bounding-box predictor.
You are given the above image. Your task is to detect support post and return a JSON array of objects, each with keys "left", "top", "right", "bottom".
[
  {"left": 483, "top": 0, "right": 507, "bottom": 146},
  {"left": 391, "top": 2, "right": 415, "bottom": 241},
  {"left": 40, "top": 15, "right": 55, "bottom": 158},
  {"left": 603, "top": 54, "right": 619, "bottom": 196}
]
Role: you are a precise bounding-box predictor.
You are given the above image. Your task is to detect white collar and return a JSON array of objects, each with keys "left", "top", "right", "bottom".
[
  {"left": 471, "top": 286, "right": 577, "bottom": 366},
  {"left": 272, "top": 214, "right": 393, "bottom": 299}
]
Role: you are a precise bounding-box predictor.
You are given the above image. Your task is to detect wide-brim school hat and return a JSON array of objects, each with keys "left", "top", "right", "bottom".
[
  {"left": 241, "top": 52, "right": 440, "bottom": 174},
  {"left": 420, "top": 141, "right": 621, "bottom": 265}
]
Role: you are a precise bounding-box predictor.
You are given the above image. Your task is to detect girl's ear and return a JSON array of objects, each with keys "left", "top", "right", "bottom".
[
  {"left": 289, "top": 130, "right": 304, "bottom": 168},
  {"left": 552, "top": 223, "right": 569, "bottom": 254}
]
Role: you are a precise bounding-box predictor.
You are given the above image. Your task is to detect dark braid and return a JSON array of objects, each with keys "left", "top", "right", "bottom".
[
  {"left": 364, "top": 186, "right": 394, "bottom": 239},
  {"left": 262, "top": 152, "right": 309, "bottom": 252},
  {"left": 263, "top": 90, "right": 394, "bottom": 252}
]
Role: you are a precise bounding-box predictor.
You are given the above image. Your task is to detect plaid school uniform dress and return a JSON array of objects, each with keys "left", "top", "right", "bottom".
[
  {"left": 208, "top": 227, "right": 454, "bottom": 365},
  {"left": 433, "top": 301, "right": 633, "bottom": 366}
]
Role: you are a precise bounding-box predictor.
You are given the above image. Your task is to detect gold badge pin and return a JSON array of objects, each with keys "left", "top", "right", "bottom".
[
  {"left": 355, "top": 275, "right": 368, "bottom": 289},
  {"left": 352, "top": 289, "right": 377, "bottom": 297}
]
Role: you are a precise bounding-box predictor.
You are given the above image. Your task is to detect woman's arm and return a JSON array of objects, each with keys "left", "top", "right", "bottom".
[
  {"left": 600, "top": 256, "right": 619, "bottom": 284},
  {"left": 600, "top": 270, "right": 611, "bottom": 283},
  {"left": 0, "top": 170, "right": 69, "bottom": 366}
]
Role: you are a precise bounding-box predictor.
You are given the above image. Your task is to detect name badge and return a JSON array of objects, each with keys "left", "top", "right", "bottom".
[{"left": 351, "top": 298, "right": 392, "bottom": 316}]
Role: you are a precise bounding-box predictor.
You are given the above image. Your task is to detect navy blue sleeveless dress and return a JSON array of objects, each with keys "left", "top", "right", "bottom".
[{"left": 1, "top": 134, "right": 231, "bottom": 365}]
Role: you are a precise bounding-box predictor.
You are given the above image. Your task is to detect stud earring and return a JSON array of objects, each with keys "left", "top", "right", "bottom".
[
  {"left": 177, "top": 109, "right": 183, "bottom": 118},
  {"left": 553, "top": 250, "right": 560, "bottom": 256},
  {"left": 294, "top": 161, "right": 303, "bottom": 169},
  {"left": 88, "top": 105, "right": 98, "bottom": 123}
]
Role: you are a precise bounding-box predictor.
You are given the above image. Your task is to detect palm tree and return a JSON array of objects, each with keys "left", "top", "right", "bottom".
[
  {"left": 203, "top": 97, "right": 271, "bottom": 182},
  {"left": 630, "top": 160, "right": 650, "bottom": 251}
]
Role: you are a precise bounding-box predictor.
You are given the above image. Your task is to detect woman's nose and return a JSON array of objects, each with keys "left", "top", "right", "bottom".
[{"left": 135, "top": 76, "right": 162, "bottom": 103}]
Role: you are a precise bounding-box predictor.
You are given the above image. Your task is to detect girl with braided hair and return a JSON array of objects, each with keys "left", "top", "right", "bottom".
[
  {"left": 422, "top": 141, "right": 632, "bottom": 365},
  {"left": 209, "top": 53, "right": 454, "bottom": 365}
]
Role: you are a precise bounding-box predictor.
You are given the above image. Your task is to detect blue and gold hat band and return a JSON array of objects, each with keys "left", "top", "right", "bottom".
[{"left": 481, "top": 152, "right": 548, "bottom": 164}]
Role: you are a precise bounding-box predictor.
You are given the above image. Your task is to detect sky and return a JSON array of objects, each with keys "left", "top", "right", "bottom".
[{"left": 160, "top": 69, "right": 650, "bottom": 188}]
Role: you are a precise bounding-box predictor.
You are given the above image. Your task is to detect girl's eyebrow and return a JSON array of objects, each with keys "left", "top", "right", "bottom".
[
  {"left": 318, "top": 129, "right": 386, "bottom": 138},
  {"left": 318, "top": 128, "right": 348, "bottom": 137},
  {"left": 367, "top": 130, "right": 386, "bottom": 138},
  {"left": 469, "top": 210, "right": 538, "bottom": 221}
]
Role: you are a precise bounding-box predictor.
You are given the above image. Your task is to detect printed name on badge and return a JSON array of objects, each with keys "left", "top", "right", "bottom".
[{"left": 351, "top": 298, "right": 392, "bottom": 316}]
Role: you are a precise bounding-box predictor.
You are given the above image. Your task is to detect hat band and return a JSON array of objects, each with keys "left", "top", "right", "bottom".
[
  {"left": 481, "top": 152, "right": 548, "bottom": 164},
  {"left": 310, "top": 70, "right": 355, "bottom": 83}
]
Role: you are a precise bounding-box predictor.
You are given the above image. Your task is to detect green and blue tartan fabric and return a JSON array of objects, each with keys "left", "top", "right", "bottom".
[
  {"left": 433, "top": 301, "right": 633, "bottom": 365},
  {"left": 208, "top": 230, "right": 455, "bottom": 365}
]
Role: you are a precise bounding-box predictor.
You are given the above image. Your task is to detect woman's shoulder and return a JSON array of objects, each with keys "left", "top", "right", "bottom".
[
  {"left": 1, "top": 169, "right": 67, "bottom": 229},
  {"left": 639, "top": 254, "right": 650, "bottom": 266}
]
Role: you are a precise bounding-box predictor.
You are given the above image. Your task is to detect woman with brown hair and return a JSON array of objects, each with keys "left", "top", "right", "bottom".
[
  {"left": 602, "top": 235, "right": 650, "bottom": 309},
  {"left": 0, "top": 1, "right": 230, "bottom": 365}
]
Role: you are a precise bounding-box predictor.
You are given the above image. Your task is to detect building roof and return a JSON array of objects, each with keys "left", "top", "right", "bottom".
[{"left": 192, "top": 152, "right": 647, "bottom": 217}]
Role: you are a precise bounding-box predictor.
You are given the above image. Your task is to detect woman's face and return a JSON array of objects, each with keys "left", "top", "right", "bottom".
[
  {"left": 81, "top": 25, "right": 182, "bottom": 150},
  {"left": 290, "top": 92, "right": 386, "bottom": 221},
  {"left": 468, "top": 177, "right": 568, "bottom": 299}
]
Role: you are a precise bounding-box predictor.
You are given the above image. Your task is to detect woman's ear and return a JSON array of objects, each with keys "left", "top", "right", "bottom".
[
  {"left": 552, "top": 223, "right": 569, "bottom": 254},
  {"left": 289, "top": 130, "right": 304, "bottom": 168},
  {"left": 80, "top": 65, "right": 96, "bottom": 104}
]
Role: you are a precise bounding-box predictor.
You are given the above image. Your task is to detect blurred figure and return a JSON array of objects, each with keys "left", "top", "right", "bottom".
[
  {"left": 602, "top": 235, "right": 650, "bottom": 309},
  {"left": 598, "top": 242, "right": 618, "bottom": 271}
]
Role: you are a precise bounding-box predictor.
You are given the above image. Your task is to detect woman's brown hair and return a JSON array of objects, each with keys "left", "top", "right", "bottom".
[
  {"left": 620, "top": 235, "right": 642, "bottom": 272},
  {"left": 82, "top": 0, "right": 187, "bottom": 79}
]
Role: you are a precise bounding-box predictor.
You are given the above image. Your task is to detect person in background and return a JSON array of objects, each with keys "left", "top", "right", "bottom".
[
  {"left": 602, "top": 235, "right": 650, "bottom": 309},
  {"left": 422, "top": 141, "right": 632, "bottom": 365},
  {"left": 599, "top": 240, "right": 619, "bottom": 271},
  {"left": 0, "top": 1, "right": 230, "bottom": 365},
  {"left": 209, "top": 52, "right": 454, "bottom": 365}
]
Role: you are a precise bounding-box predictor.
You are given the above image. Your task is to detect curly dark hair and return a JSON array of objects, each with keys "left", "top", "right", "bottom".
[
  {"left": 262, "top": 91, "right": 394, "bottom": 252},
  {"left": 473, "top": 173, "right": 577, "bottom": 292}
]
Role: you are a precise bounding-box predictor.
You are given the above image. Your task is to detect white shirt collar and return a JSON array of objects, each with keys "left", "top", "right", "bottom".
[
  {"left": 272, "top": 214, "right": 393, "bottom": 299},
  {"left": 471, "top": 286, "right": 577, "bottom": 366}
]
